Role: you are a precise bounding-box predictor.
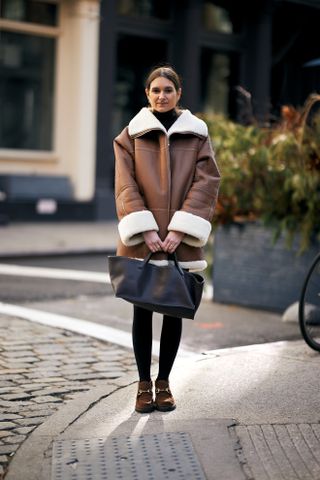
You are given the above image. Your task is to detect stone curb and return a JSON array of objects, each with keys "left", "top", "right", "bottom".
[
  {"left": 5, "top": 370, "right": 140, "bottom": 480},
  {"left": 0, "top": 315, "right": 140, "bottom": 479},
  {"left": 5, "top": 340, "right": 313, "bottom": 479}
]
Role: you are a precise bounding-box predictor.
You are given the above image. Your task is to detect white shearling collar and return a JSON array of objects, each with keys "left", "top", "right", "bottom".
[{"left": 128, "top": 107, "right": 208, "bottom": 139}]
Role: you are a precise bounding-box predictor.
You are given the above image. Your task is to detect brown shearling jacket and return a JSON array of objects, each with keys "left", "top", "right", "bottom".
[{"left": 113, "top": 107, "right": 220, "bottom": 271}]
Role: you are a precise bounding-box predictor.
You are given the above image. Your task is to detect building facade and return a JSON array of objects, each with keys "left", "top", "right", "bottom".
[
  {"left": 0, "top": 0, "right": 320, "bottom": 222},
  {"left": 0, "top": 0, "right": 100, "bottom": 221}
]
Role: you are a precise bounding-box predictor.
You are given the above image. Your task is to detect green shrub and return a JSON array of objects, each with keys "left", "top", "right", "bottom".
[{"left": 200, "top": 94, "right": 320, "bottom": 253}]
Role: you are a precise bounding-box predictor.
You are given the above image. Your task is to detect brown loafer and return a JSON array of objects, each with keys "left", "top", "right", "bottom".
[
  {"left": 135, "top": 380, "right": 154, "bottom": 413},
  {"left": 155, "top": 380, "right": 176, "bottom": 412}
]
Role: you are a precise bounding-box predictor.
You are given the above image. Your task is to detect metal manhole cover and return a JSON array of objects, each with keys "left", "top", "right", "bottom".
[{"left": 52, "top": 432, "right": 206, "bottom": 480}]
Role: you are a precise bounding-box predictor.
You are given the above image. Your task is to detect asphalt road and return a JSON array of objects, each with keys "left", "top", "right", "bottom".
[{"left": 0, "top": 254, "right": 302, "bottom": 353}]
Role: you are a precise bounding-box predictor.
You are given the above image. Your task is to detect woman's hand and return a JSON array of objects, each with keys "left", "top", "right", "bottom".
[
  {"left": 162, "top": 231, "right": 185, "bottom": 253},
  {"left": 143, "top": 230, "right": 164, "bottom": 253}
]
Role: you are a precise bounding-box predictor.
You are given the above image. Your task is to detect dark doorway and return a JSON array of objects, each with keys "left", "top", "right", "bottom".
[{"left": 113, "top": 35, "right": 168, "bottom": 136}]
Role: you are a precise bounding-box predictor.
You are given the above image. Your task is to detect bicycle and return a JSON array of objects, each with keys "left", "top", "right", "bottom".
[{"left": 299, "top": 252, "right": 320, "bottom": 351}]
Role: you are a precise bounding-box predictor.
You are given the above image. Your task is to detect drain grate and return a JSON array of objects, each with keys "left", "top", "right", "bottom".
[{"left": 52, "top": 432, "right": 206, "bottom": 480}]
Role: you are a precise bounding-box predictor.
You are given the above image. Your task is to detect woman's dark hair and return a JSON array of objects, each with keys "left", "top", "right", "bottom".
[{"left": 145, "top": 65, "right": 182, "bottom": 92}]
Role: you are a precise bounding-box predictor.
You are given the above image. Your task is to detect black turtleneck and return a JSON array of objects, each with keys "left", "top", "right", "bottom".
[{"left": 152, "top": 108, "right": 179, "bottom": 131}]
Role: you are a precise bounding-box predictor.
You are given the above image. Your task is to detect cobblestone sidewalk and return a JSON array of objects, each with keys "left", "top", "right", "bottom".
[{"left": 0, "top": 315, "right": 138, "bottom": 479}]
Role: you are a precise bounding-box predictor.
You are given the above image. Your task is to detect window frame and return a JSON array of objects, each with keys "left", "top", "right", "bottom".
[{"left": 0, "top": 7, "right": 60, "bottom": 160}]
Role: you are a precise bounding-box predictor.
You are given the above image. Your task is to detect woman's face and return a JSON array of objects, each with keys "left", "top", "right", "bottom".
[{"left": 146, "top": 77, "right": 181, "bottom": 112}]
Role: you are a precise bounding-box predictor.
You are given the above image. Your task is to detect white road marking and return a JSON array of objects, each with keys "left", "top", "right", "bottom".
[
  {"left": 0, "top": 264, "right": 110, "bottom": 284},
  {"left": 0, "top": 302, "right": 196, "bottom": 359},
  {"left": 203, "top": 283, "right": 213, "bottom": 300},
  {"left": 0, "top": 264, "right": 213, "bottom": 302}
]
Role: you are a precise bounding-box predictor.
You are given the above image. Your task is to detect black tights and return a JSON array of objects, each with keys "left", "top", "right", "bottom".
[{"left": 132, "top": 305, "right": 182, "bottom": 382}]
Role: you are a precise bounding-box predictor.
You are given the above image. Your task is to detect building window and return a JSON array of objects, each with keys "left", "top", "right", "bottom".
[
  {"left": 0, "top": 0, "right": 58, "bottom": 26},
  {"left": 200, "top": 49, "right": 238, "bottom": 117},
  {"left": 117, "top": 0, "right": 172, "bottom": 20},
  {"left": 0, "top": 0, "right": 58, "bottom": 151},
  {"left": 202, "top": 1, "right": 241, "bottom": 34},
  {"left": 202, "top": 1, "right": 232, "bottom": 33}
]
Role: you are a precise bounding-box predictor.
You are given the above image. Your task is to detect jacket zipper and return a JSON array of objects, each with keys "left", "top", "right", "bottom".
[
  {"left": 167, "top": 133, "right": 171, "bottom": 224},
  {"left": 121, "top": 199, "right": 127, "bottom": 215}
]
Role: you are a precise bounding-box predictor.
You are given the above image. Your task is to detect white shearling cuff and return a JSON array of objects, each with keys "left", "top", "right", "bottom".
[
  {"left": 118, "top": 210, "right": 159, "bottom": 246},
  {"left": 168, "top": 210, "right": 211, "bottom": 247},
  {"left": 150, "top": 259, "right": 208, "bottom": 272}
]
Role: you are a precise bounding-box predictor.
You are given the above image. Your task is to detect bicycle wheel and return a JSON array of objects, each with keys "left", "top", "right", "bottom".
[{"left": 299, "top": 252, "right": 320, "bottom": 351}]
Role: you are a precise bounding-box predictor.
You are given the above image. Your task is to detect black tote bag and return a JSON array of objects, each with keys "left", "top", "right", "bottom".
[{"left": 107, "top": 252, "right": 204, "bottom": 319}]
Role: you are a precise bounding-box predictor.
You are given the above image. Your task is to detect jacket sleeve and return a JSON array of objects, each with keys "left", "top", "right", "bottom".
[
  {"left": 168, "top": 136, "right": 220, "bottom": 247},
  {"left": 114, "top": 128, "right": 159, "bottom": 247}
]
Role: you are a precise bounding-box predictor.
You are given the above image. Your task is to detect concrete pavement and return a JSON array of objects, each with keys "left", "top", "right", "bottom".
[
  {"left": 0, "top": 221, "right": 319, "bottom": 479},
  {"left": 0, "top": 221, "right": 118, "bottom": 257},
  {"left": 6, "top": 340, "right": 320, "bottom": 480}
]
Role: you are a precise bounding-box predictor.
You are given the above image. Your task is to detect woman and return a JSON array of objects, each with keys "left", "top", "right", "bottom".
[{"left": 113, "top": 66, "right": 220, "bottom": 413}]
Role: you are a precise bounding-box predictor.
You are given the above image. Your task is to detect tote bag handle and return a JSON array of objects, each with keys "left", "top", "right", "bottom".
[{"left": 140, "top": 252, "right": 185, "bottom": 276}]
